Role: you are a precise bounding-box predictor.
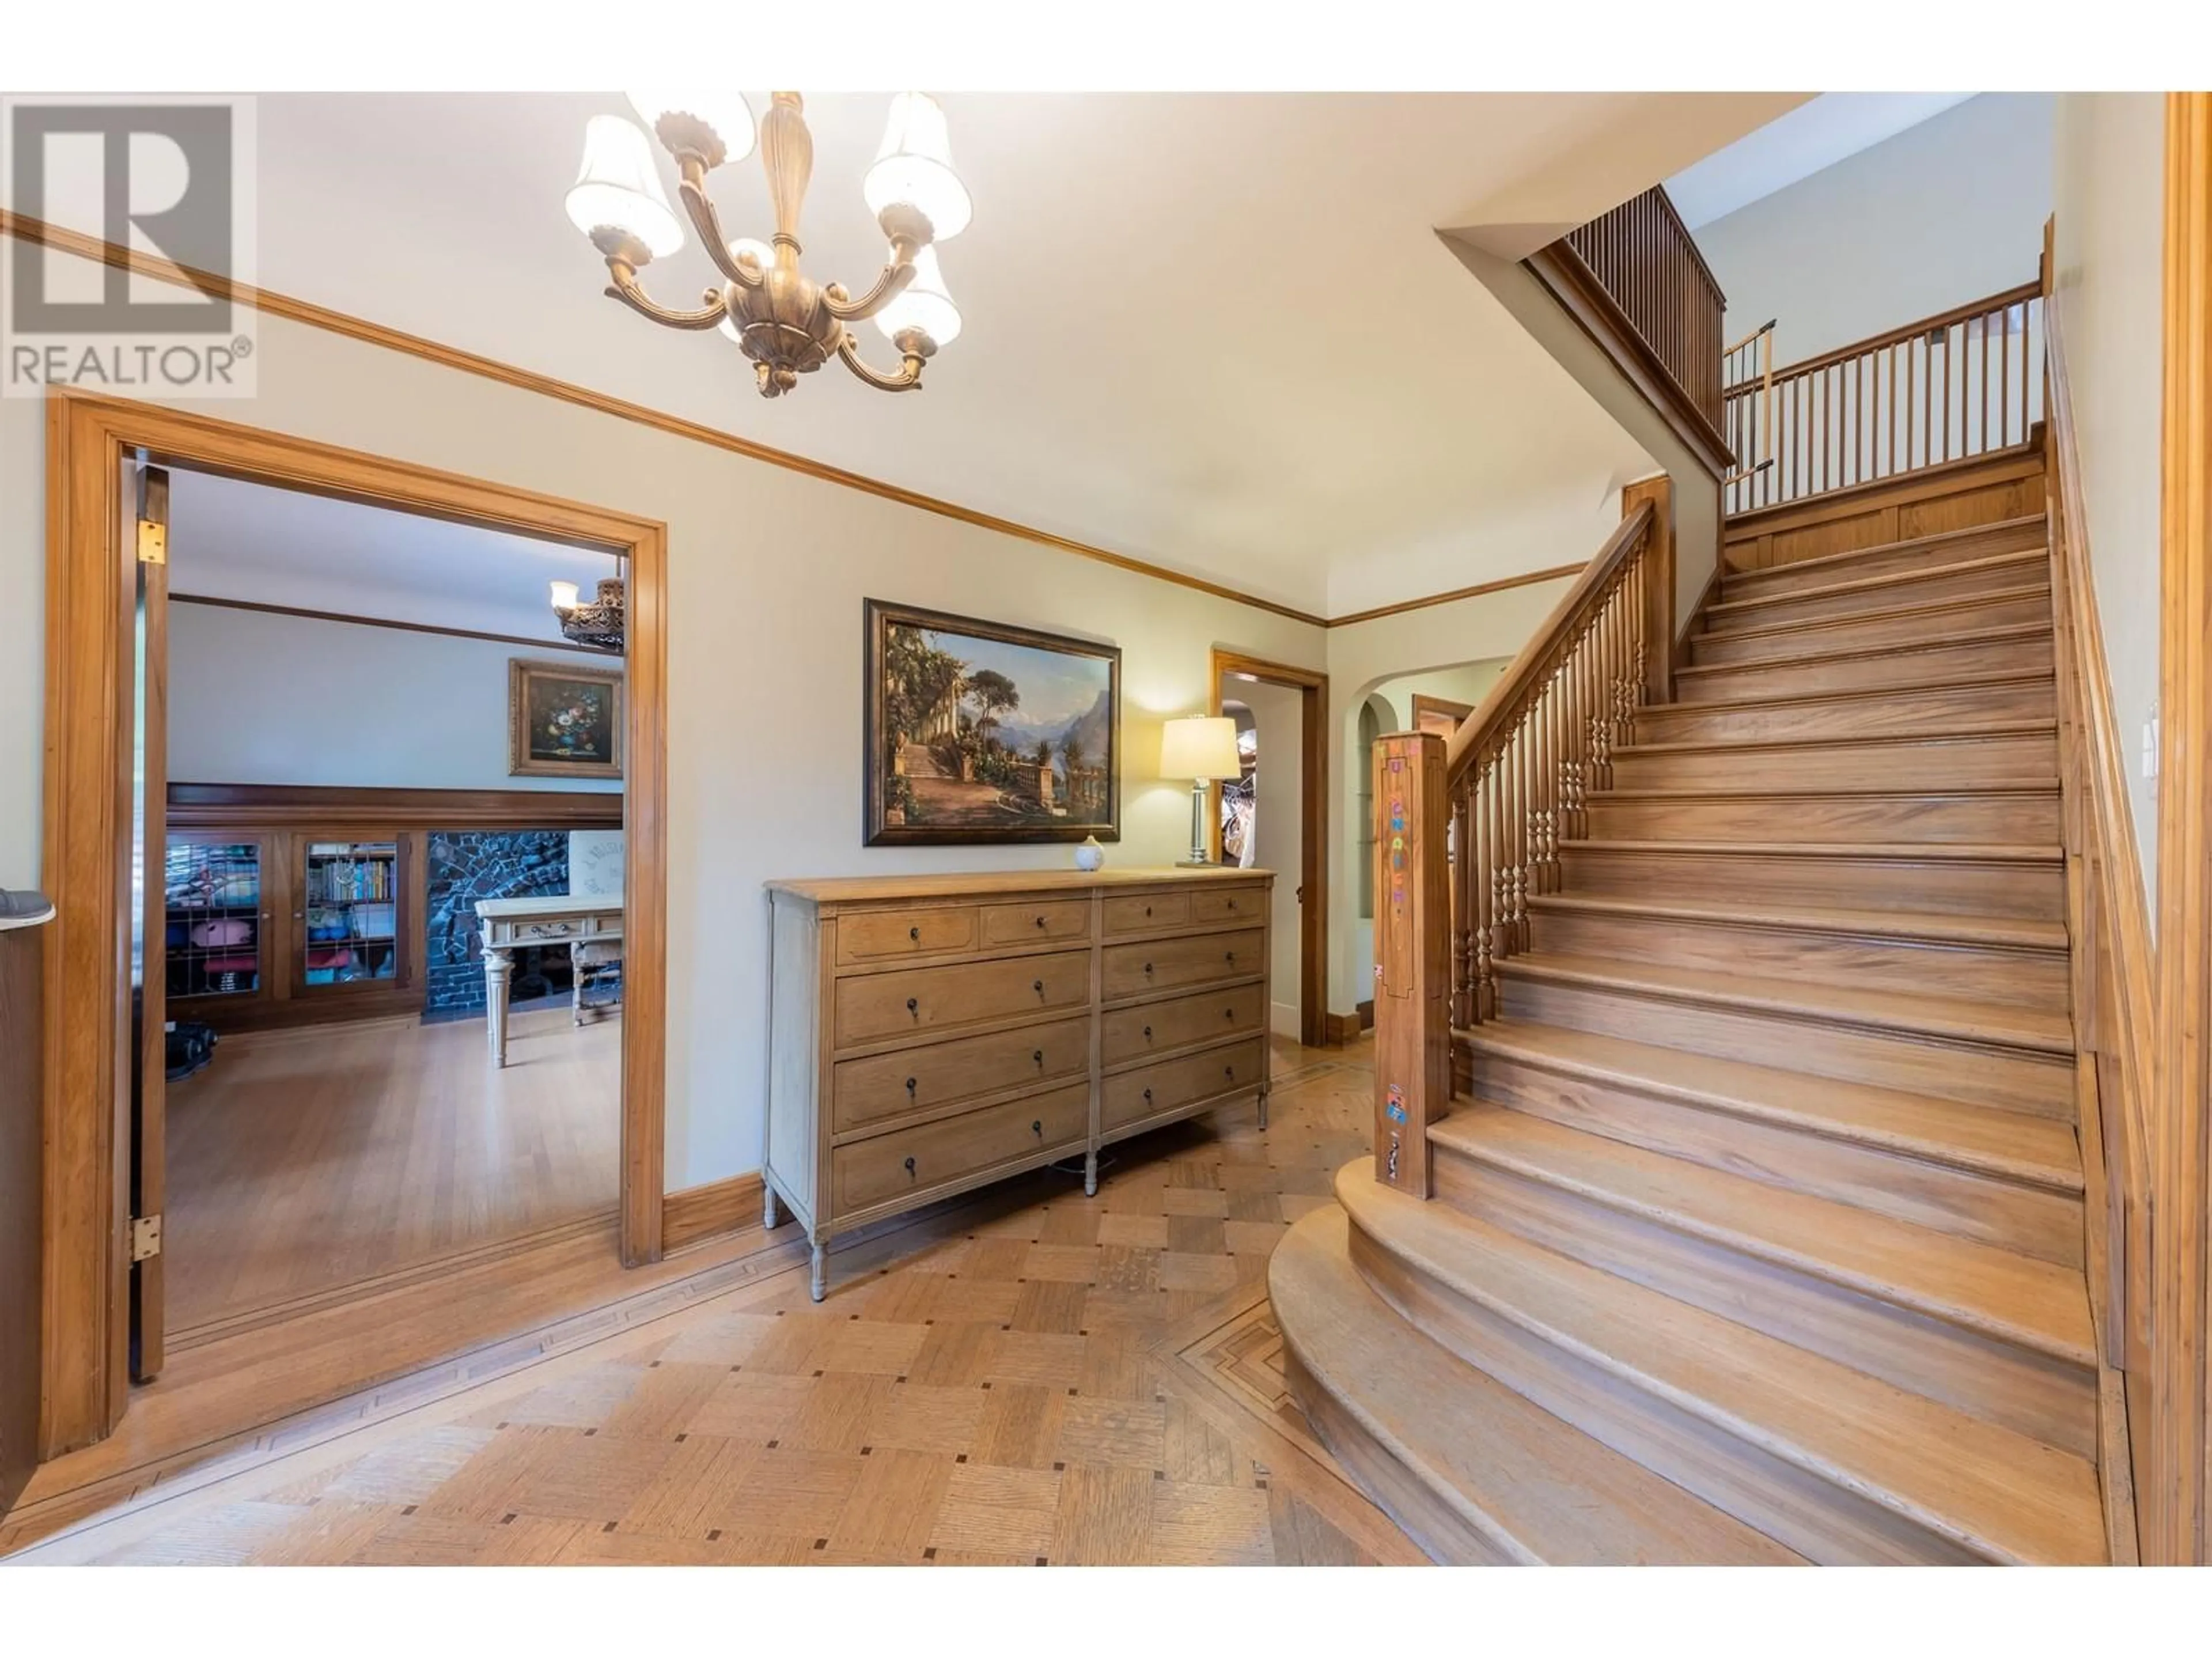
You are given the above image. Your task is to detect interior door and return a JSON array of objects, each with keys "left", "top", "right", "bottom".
[{"left": 127, "top": 462, "right": 170, "bottom": 1382}]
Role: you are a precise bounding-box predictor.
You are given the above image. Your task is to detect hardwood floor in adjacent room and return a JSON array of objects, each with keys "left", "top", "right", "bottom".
[
  {"left": 11, "top": 1038, "right": 1423, "bottom": 1566},
  {"left": 166, "top": 1003, "right": 621, "bottom": 1336}
]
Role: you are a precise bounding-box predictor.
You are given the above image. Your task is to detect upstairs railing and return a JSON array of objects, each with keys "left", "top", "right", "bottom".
[
  {"left": 1371, "top": 490, "right": 1668, "bottom": 1198},
  {"left": 1721, "top": 316, "right": 1777, "bottom": 492},
  {"left": 1723, "top": 279, "right": 2044, "bottom": 515},
  {"left": 1560, "top": 186, "right": 1729, "bottom": 433}
]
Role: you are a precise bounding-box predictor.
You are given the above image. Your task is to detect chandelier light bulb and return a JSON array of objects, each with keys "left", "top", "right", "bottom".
[
  {"left": 628, "top": 92, "right": 757, "bottom": 168},
  {"left": 566, "top": 114, "right": 686, "bottom": 260},
  {"left": 874, "top": 244, "right": 961, "bottom": 347},
  {"left": 548, "top": 579, "right": 581, "bottom": 611},
  {"left": 865, "top": 93, "right": 972, "bottom": 243}
]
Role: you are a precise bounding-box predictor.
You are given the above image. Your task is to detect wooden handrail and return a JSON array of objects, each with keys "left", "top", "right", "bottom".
[
  {"left": 1558, "top": 185, "right": 1729, "bottom": 434},
  {"left": 1722, "top": 276, "right": 2043, "bottom": 515}
]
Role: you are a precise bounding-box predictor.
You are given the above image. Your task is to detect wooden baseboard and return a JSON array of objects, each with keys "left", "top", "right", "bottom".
[{"left": 661, "top": 1171, "right": 766, "bottom": 1255}]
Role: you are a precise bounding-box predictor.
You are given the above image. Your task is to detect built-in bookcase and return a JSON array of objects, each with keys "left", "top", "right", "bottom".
[
  {"left": 164, "top": 835, "right": 267, "bottom": 1003},
  {"left": 301, "top": 841, "right": 401, "bottom": 988}
]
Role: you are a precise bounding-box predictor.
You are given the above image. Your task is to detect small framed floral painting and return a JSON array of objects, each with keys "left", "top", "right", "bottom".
[{"left": 509, "top": 658, "right": 624, "bottom": 781}]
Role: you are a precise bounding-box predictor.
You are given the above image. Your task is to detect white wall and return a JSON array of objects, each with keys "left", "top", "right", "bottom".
[
  {"left": 1232, "top": 677, "right": 1305, "bottom": 1037},
  {"left": 2053, "top": 94, "right": 2167, "bottom": 908},
  {"left": 1373, "top": 659, "right": 1511, "bottom": 730},
  {"left": 0, "top": 292, "right": 1324, "bottom": 1190},
  {"left": 1696, "top": 94, "right": 2056, "bottom": 368},
  {"left": 169, "top": 604, "right": 624, "bottom": 793}
]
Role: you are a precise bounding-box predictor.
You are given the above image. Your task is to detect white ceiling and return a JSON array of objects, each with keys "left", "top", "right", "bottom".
[
  {"left": 52, "top": 92, "right": 1804, "bottom": 617},
  {"left": 1665, "top": 93, "right": 1979, "bottom": 230},
  {"left": 166, "top": 467, "right": 620, "bottom": 643}
]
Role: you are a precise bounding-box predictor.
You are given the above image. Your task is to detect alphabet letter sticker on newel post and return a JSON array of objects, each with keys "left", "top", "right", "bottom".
[{"left": 1373, "top": 730, "right": 1450, "bottom": 1198}]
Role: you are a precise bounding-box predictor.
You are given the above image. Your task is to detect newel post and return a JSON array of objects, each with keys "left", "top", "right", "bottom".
[
  {"left": 1622, "top": 475, "right": 1675, "bottom": 704},
  {"left": 1372, "top": 731, "right": 1449, "bottom": 1199}
]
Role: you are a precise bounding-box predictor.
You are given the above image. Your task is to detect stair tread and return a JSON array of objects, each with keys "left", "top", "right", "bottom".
[
  {"left": 1707, "top": 548, "right": 2050, "bottom": 622},
  {"left": 1615, "top": 718, "right": 2056, "bottom": 759},
  {"left": 1338, "top": 1164, "right": 2106, "bottom": 1563},
  {"left": 1460, "top": 1016, "right": 2082, "bottom": 1192},
  {"left": 1499, "top": 950, "right": 2074, "bottom": 1055},
  {"left": 1525, "top": 891, "right": 2069, "bottom": 952},
  {"left": 1592, "top": 785, "right": 2060, "bottom": 801},
  {"left": 1721, "top": 515, "right": 2046, "bottom": 593},
  {"left": 1693, "top": 584, "right": 2050, "bottom": 649},
  {"left": 1676, "top": 621, "right": 2051, "bottom": 681},
  {"left": 1271, "top": 1207, "right": 1802, "bottom": 1564},
  {"left": 1571, "top": 838, "right": 2062, "bottom": 863},
  {"left": 1637, "top": 668, "right": 2054, "bottom": 719}
]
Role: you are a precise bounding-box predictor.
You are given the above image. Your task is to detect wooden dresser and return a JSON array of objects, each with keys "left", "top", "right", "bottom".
[{"left": 764, "top": 868, "right": 1274, "bottom": 1298}]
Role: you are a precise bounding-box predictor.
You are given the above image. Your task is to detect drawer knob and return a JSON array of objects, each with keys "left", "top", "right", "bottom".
[
  {"left": 1033, "top": 978, "right": 1045, "bottom": 998},
  {"left": 1225, "top": 950, "right": 1236, "bottom": 965},
  {"left": 1033, "top": 1049, "right": 1044, "bottom": 1067},
  {"left": 1034, "top": 915, "right": 1047, "bottom": 929},
  {"left": 906, "top": 997, "right": 919, "bottom": 1017},
  {"left": 1142, "top": 1087, "right": 1153, "bottom": 1104},
  {"left": 1225, "top": 1064, "right": 1236, "bottom": 1080},
  {"left": 1224, "top": 1006, "right": 1235, "bottom": 1020},
  {"left": 1144, "top": 904, "right": 1153, "bottom": 916},
  {"left": 903, "top": 1156, "right": 916, "bottom": 1180},
  {"left": 908, "top": 925, "right": 921, "bottom": 942},
  {"left": 1142, "top": 961, "right": 1154, "bottom": 977},
  {"left": 904, "top": 1076, "right": 917, "bottom": 1096},
  {"left": 1031, "top": 1119, "right": 1043, "bottom": 1138},
  {"left": 1142, "top": 1024, "right": 1152, "bottom": 1041}
]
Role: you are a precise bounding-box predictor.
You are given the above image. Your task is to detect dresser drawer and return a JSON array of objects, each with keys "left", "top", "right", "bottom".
[
  {"left": 1102, "top": 983, "right": 1266, "bottom": 1066},
  {"left": 1102, "top": 927, "right": 1264, "bottom": 1000},
  {"left": 833, "top": 1082, "right": 1089, "bottom": 1213},
  {"left": 836, "top": 904, "right": 980, "bottom": 965},
  {"left": 832, "top": 1014, "right": 1090, "bottom": 1132},
  {"left": 1104, "top": 891, "right": 1188, "bottom": 935},
  {"left": 1101, "top": 1040, "right": 1266, "bottom": 1131},
  {"left": 980, "top": 897, "right": 1092, "bottom": 949},
  {"left": 1190, "top": 885, "right": 1265, "bottom": 926},
  {"left": 835, "top": 949, "right": 1092, "bottom": 1047}
]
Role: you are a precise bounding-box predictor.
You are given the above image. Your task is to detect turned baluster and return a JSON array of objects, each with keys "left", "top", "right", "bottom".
[{"left": 1450, "top": 789, "right": 1471, "bottom": 1028}]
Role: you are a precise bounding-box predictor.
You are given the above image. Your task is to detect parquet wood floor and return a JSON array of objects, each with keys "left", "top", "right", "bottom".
[{"left": 9, "top": 1038, "right": 1423, "bottom": 1566}]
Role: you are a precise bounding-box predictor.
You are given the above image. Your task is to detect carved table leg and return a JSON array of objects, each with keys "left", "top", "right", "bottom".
[
  {"left": 483, "top": 945, "right": 514, "bottom": 1067},
  {"left": 809, "top": 1241, "right": 828, "bottom": 1303},
  {"left": 1084, "top": 1149, "right": 1099, "bottom": 1198},
  {"left": 763, "top": 1180, "right": 786, "bottom": 1232},
  {"left": 1257, "top": 1082, "right": 1271, "bottom": 1131}
]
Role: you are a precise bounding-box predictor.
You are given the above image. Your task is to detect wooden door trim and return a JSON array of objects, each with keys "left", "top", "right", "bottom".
[
  {"left": 1209, "top": 650, "right": 1330, "bottom": 1050},
  {"left": 1408, "top": 694, "right": 1476, "bottom": 736},
  {"left": 37, "top": 387, "right": 670, "bottom": 1458},
  {"left": 2151, "top": 89, "right": 2212, "bottom": 1565}
]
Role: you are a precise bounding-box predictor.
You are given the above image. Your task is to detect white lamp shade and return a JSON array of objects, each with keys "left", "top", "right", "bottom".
[
  {"left": 566, "top": 115, "right": 685, "bottom": 259},
  {"left": 864, "top": 92, "right": 972, "bottom": 241},
  {"left": 874, "top": 244, "right": 962, "bottom": 347},
  {"left": 1160, "top": 717, "right": 1242, "bottom": 782},
  {"left": 628, "top": 92, "right": 756, "bottom": 165},
  {"left": 548, "top": 579, "right": 581, "bottom": 611}
]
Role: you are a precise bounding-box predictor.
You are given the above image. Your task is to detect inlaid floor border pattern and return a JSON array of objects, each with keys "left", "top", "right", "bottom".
[{"left": 8, "top": 1040, "right": 1422, "bottom": 1566}]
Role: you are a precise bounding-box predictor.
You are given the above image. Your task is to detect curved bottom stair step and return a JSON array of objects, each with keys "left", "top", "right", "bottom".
[
  {"left": 1270, "top": 1206, "right": 1801, "bottom": 1565},
  {"left": 1335, "top": 1163, "right": 2108, "bottom": 1565}
]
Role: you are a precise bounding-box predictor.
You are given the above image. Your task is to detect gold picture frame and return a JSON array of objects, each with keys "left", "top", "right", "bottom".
[{"left": 508, "top": 657, "right": 624, "bottom": 781}]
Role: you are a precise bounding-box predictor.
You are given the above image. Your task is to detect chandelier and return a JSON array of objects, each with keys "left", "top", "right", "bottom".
[
  {"left": 550, "top": 577, "right": 625, "bottom": 653},
  {"left": 565, "top": 92, "right": 970, "bottom": 399}
]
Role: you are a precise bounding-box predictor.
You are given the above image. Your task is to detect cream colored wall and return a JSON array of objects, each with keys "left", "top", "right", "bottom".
[
  {"left": 0, "top": 304, "right": 1324, "bottom": 1190},
  {"left": 2053, "top": 93, "right": 2167, "bottom": 907},
  {"left": 1322, "top": 577, "right": 1574, "bottom": 1012},
  {"left": 1230, "top": 677, "right": 1305, "bottom": 1037},
  {"left": 1696, "top": 95, "right": 2054, "bottom": 368},
  {"left": 1373, "top": 659, "right": 1511, "bottom": 730}
]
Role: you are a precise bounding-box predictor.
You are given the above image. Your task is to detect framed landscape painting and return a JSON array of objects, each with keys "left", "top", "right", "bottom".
[
  {"left": 509, "top": 658, "right": 624, "bottom": 781},
  {"left": 864, "top": 600, "right": 1120, "bottom": 846}
]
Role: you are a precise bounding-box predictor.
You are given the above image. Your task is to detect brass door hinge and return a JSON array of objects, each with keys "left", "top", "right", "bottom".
[
  {"left": 136, "top": 463, "right": 169, "bottom": 565},
  {"left": 130, "top": 1214, "right": 162, "bottom": 1262},
  {"left": 135, "top": 518, "right": 167, "bottom": 565}
]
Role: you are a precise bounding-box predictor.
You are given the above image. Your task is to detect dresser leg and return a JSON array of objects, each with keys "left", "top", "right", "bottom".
[
  {"left": 1257, "top": 1083, "right": 1271, "bottom": 1131},
  {"left": 763, "top": 1180, "right": 786, "bottom": 1232},
  {"left": 1084, "top": 1150, "right": 1099, "bottom": 1198},
  {"left": 809, "top": 1242, "right": 828, "bottom": 1302}
]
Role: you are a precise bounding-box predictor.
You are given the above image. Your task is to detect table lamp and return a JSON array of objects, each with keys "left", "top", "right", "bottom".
[{"left": 1160, "top": 715, "right": 1243, "bottom": 868}]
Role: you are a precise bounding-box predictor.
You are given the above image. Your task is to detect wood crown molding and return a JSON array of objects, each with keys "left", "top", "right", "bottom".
[
  {"left": 1524, "top": 241, "right": 1735, "bottom": 481},
  {"left": 2, "top": 212, "right": 1604, "bottom": 634},
  {"left": 166, "top": 780, "right": 624, "bottom": 831},
  {"left": 661, "top": 1171, "right": 767, "bottom": 1256}
]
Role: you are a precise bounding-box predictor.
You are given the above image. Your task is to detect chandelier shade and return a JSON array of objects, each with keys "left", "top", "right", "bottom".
[
  {"left": 864, "top": 92, "right": 972, "bottom": 242},
  {"left": 874, "top": 244, "right": 961, "bottom": 347},
  {"left": 566, "top": 115, "right": 685, "bottom": 259},
  {"left": 550, "top": 576, "right": 626, "bottom": 653},
  {"left": 628, "top": 92, "right": 757, "bottom": 170}
]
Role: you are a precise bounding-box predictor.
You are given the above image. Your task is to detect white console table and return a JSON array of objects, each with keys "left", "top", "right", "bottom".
[{"left": 475, "top": 894, "right": 622, "bottom": 1066}]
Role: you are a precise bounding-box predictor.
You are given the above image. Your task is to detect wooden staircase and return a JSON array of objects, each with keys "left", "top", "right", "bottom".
[{"left": 1274, "top": 464, "right": 2119, "bottom": 1563}]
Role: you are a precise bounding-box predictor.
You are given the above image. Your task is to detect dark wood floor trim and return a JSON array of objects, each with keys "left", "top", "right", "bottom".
[{"left": 171, "top": 592, "right": 619, "bottom": 658}]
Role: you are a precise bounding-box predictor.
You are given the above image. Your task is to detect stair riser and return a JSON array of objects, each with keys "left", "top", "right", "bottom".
[
  {"left": 1690, "top": 592, "right": 2052, "bottom": 667},
  {"left": 1634, "top": 678, "right": 2054, "bottom": 745},
  {"left": 1495, "top": 972, "right": 2073, "bottom": 1118},
  {"left": 1721, "top": 522, "right": 2047, "bottom": 602},
  {"left": 1583, "top": 790, "right": 2063, "bottom": 846},
  {"left": 1676, "top": 635, "right": 2055, "bottom": 703},
  {"left": 1705, "top": 559, "right": 2048, "bottom": 635},
  {"left": 1609, "top": 732, "right": 2057, "bottom": 793},
  {"left": 1343, "top": 1219, "right": 1989, "bottom": 1565},
  {"left": 1426, "top": 1149, "right": 2097, "bottom": 1459},
  {"left": 1457, "top": 1050, "right": 2081, "bottom": 1260},
  {"left": 1558, "top": 846, "right": 2065, "bottom": 922},
  {"left": 1527, "top": 907, "right": 2071, "bottom": 1012}
]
